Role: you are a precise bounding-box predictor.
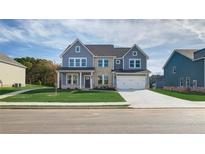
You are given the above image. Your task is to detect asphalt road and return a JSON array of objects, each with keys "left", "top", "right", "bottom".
[{"left": 1, "top": 108, "right": 205, "bottom": 133}]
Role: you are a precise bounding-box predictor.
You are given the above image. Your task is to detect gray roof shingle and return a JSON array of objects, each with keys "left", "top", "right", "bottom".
[
  {"left": 85, "top": 44, "right": 130, "bottom": 57},
  {"left": 0, "top": 53, "right": 26, "bottom": 68}
]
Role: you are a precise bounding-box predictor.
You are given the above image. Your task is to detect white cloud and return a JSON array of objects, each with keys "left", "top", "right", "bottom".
[{"left": 0, "top": 19, "right": 205, "bottom": 74}]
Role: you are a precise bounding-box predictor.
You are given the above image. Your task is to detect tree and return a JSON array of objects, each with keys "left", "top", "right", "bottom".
[{"left": 15, "top": 57, "right": 58, "bottom": 86}]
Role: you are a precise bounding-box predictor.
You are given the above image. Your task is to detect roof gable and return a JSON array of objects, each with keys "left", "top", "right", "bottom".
[
  {"left": 163, "top": 49, "right": 196, "bottom": 68},
  {"left": 60, "top": 39, "right": 94, "bottom": 58},
  {"left": 122, "top": 44, "right": 149, "bottom": 59},
  {"left": 60, "top": 39, "right": 147, "bottom": 58},
  {"left": 0, "top": 53, "right": 26, "bottom": 68}
]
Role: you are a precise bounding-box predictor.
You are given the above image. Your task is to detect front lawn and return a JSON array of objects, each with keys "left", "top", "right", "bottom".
[
  {"left": 0, "top": 88, "right": 125, "bottom": 102},
  {"left": 0, "top": 84, "right": 46, "bottom": 95},
  {"left": 151, "top": 88, "right": 205, "bottom": 101}
]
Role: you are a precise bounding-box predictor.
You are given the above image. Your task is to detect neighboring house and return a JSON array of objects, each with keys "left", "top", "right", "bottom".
[
  {"left": 163, "top": 49, "right": 205, "bottom": 88},
  {"left": 56, "top": 39, "right": 150, "bottom": 90},
  {"left": 0, "top": 53, "right": 26, "bottom": 87},
  {"left": 150, "top": 75, "right": 165, "bottom": 88}
]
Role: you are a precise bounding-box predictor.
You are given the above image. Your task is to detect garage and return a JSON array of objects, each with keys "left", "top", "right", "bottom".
[{"left": 116, "top": 75, "right": 146, "bottom": 90}]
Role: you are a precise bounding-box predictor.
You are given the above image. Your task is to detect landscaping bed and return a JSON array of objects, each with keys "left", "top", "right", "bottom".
[
  {"left": 0, "top": 88, "right": 125, "bottom": 102},
  {"left": 152, "top": 88, "right": 205, "bottom": 101}
]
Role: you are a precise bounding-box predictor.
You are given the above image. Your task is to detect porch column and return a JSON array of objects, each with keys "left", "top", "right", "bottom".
[
  {"left": 80, "top": 72, "right": 82, "bottom": 89},
  {"left": 57, "top": 71, "right": 60, "bottom": 88},
  {"left": 91, "top": 72, "right": 93, "bottom": 89}
]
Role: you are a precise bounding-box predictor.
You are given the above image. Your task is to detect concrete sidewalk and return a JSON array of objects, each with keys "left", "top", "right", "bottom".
[
  {"left": 0, "top": 102, "right": 130, "bottom": 109},
  {"left": 0, "top": 87, "right": 48, "bottom": 99}
]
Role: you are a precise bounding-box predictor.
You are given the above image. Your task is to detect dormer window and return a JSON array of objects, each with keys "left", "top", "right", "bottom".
[
  {"left": 75, "top": 46, "right": 80, "bottom": 53},
  {"left": 132, "top": 51, "right": 138, "bottom": 56}
]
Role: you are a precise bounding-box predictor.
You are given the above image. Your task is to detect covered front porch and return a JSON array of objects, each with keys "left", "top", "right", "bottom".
[{"left": 56, "top": 67, "right": 95, "bottom": 89}]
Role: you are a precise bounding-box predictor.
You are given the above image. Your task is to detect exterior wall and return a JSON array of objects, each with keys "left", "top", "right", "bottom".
[
  {"left": 0, "top": 62, "right": 26, "bottom": 87},
  {"left": 114, "top": 58, "right": 123, "bottom": 70},
  {"left": 194, "top": 49, "right": 205, "bottom": 59},
  {"left": 62, "top": 40, "right": 93, "bottom": 67},
  {"left": 93, "top": 57, "right": 114, "bottom": 88},
  {"left": 164, "top": 52, "right": 205, "bottom": 87},
  {"left": 123, "top": 46, "right": 147, "bottom": 70}
]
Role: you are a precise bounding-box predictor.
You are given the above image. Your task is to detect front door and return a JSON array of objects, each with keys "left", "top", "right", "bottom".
[{"left": 85, "top": 76, "right": 90, "bottom": 88}]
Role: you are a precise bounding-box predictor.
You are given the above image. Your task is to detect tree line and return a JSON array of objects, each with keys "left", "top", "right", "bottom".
[{"left": 15, "top": 57, "right": 58, "bottom": 86}]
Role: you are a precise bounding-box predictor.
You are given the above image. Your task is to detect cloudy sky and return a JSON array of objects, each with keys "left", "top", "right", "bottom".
[{"left": 0, "top": 19, "right": 205, "bottom": 74}]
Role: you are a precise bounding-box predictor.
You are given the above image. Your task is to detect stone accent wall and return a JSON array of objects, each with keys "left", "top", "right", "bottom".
[{"left": 93, "top": 57, "right": 114, "bottom": 88}]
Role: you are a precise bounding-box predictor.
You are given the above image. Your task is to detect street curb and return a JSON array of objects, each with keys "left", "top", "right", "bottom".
[{"left": 0, "top": 104, "right": 130, "bottom": 109}]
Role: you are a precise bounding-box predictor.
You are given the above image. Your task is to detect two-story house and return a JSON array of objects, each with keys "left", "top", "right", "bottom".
[
  {"left": 163, "top": 49, "right": 205, "bottom": 88},
  {"left": 56, "top": 39, "right": 150, "bottom": 90}
]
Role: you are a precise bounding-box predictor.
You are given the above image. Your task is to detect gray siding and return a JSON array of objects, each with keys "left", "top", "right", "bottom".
[
  {"left": 123, "top": 46, "right": 147, "bottom": 70},
  {"left": 164, "top": 52, "right": 204, "bottom": 87},
  {"left": 194, "top": 49, "right": 205, "bottom": 59},
  {"left": 114, "top": 59, "right": 123, "bottom": 70},
  {"left": 62, "top": 41, "right": 93, "bottom": 67}
]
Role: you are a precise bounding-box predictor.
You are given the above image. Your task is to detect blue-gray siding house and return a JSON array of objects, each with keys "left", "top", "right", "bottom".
[
  {"left": 56, "top": 39, "right": 150, "bottom": 90},
  {"left": 163, "top": 49, "right": 205, "bottom": 88}
]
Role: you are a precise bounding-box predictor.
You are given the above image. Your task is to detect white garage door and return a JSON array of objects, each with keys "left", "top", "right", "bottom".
[{"left": 117, "top": 75, "right": 146, "bottom": 90}]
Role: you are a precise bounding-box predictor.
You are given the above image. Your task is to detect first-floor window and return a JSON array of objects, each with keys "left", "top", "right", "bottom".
[
  {"left": 67, "top": 75, "right": 72, "bottom": 84},
  {"left": 179, "top": 77, "right": 184, "bottom": 87},
  {"left": 73, "top": 75, "right": 78, "bottom": 84},
  {"left": 104, "top": 75, "right": 108, "bottom": 85},
  {"left": 193, "top": 80, "right": 198, "bottom": 88},
  {"left": 98, "top": 75, "right": 103, "bottom": 84},
  {"left": 98, "top": 75, "right": 108, "bottom": 85},
  {"left": 186, "top": 77, "right": 190, "bottom": 87},
  {"left": 67, "top": 74, "right": 78, "bottom": 85}
]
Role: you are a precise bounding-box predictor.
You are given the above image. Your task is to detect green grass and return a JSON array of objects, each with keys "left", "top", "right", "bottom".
[
  {"left": 151, "top": 88, "right": 205, "bottom": 101},
  {"left": 0, "top": 84, "right": 46, "bottom": 95},
  {"left": 0, "top": 88, "right": 125, "bottom": 102}
]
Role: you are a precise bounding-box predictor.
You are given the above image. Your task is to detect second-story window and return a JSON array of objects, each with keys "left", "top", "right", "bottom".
[
  {"left": 98, "top": 59, "right": 109, "bottom": 67},
  {"left": 129, "top": 59, "right": 141, "bottom": 69},
  {"left": 82, "top": 59, "right": 86, "bottom": 67},
  {"left": 75, "top": 46, "right": 80, "bottom": 53},
  {"left": 172, "top": 66, "right": 176, "bottom": 74},
  {"left": 69, "top": 58, "right": 87, "bottom": 67}
]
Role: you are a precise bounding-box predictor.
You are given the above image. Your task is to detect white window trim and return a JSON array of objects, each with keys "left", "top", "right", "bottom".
[
  {"left": 68, "top": 57, "right": 87, "bottom": 67},
  {"left": 98, "top": 59, "right": 109, "bottom": 67},
  {"left": 66, "top": 73, "right": 78, "bottom": 85},
  {"left": 98, "top": 74, "right": 109, "bottom": 85},
  {"left": 132, "top": 51, "right": 138, "bottom": 56},
  {"left": 116, "top": 59, "right": 121, "bottom": 64},
  {"left": 193, "top": 80, "right": 198, "bottom": 88},
  {"left": 173, "top": 66, "right": 176, "bottom": 74},
  {"left": 75, "top": 46, "right": 80, "bottom": 53},
  {"left": 179, "top": 77, "right": 184, "bottom": 87},
  {"left": 129, "top": 59, "right": 141, "bottom": 69},
  {"left": 186, "top": 77, "right": 190, "bottom": 87}
]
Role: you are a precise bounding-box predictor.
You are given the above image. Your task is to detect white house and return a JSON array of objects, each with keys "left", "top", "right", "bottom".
[{"left": 0, "top": 53, "right": 26, "bottom": 87}]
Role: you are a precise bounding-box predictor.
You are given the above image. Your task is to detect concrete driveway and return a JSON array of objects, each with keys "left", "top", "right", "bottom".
[{"left": 118, "top": 90, "right": 205, "bottom": 108}]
